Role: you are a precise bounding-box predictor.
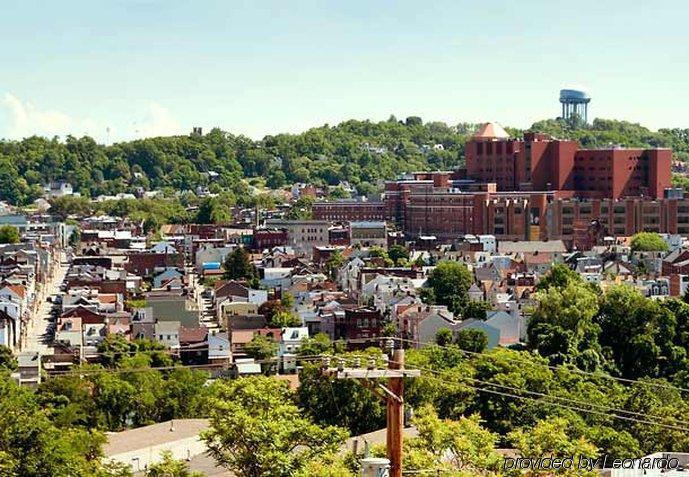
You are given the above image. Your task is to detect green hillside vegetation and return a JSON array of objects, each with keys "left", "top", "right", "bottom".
[{"left": 2, "top": 117, "right": 689, "bottom": 206}]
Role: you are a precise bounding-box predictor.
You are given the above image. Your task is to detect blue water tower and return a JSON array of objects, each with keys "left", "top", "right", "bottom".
[{"left": 559, "top": 88, "right": 591, "bottom": 123}]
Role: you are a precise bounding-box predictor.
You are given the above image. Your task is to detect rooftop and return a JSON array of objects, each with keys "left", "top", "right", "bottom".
[
  {"left": 474, "top": 122, "right": 509, "bottom": 140},
  {"left": 104, "top": 419, "right": 209, "bottom": 456}
]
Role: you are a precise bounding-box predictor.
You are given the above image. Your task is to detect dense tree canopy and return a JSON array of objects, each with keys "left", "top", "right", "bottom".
[
  {"left": 424, "top": 261, "right": 474, "bottom": 316},
  {"left": 0, "top": 374, "right": 123, "bottom": 476},
  {"left": 202, "top": 377, "right": 348, "bottom": 477},
  {"left": 0, "top": 119, "right": 473, "bottom": 206},
  {"left": 37, "top": 342, "right": 209, "bottom": 432},
  {"left": 222, "top": 248, "right": 258, "bottom": 281},
  {"left": 630, "top": 232, "right": 669, "bottom": 252},
  {"left": 0, "top": 225, "right": 20, "bottom": 244}
]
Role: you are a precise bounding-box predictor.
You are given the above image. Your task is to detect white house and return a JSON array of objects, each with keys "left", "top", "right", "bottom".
[
  {"left": 155, "top": 321, "right": 181, "bottom": 350},
  {"left": 477, "top": 235, "right": 497, "bottom": 253},
  {"left": 45, "top": 181, "right": 74, "bottom": 198},
  {"left": 279, "top": 327, "right": 309, "bottom": 373}
]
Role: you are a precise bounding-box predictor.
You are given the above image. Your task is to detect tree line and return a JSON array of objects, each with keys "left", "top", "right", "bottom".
[{"left": 4, "top": 117, "right": 689, "bottom": 206}]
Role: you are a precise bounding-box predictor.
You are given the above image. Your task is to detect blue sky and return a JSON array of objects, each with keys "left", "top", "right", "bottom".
[{"left": 1, "top": 0, "right": 688, "bottom": 142}]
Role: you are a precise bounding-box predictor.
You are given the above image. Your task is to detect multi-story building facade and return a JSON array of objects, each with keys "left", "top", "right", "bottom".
[
  {"left": 265, "top": 220, "right": 330, "bottom": 256},
  {"left": 465, "top": 124, "right": 671, "bottom": 199},
  {"left": 312, "top": 123, "right": 678, "bottom": 248},
  {"left": 312, "top": 200, "right": 386, "bottom": 222},
  {"left": 349, "top": 221, "right": 387, "bottom": 248}
]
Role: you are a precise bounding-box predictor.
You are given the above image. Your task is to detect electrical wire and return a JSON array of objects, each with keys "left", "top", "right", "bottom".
[
  {"left": 388, "top": 336, "right": 689, "bottom": 395},
  {"left": 397, "top": 359, "right": 689, "bottom": 428},
  {"left": 45, "top": 355, "right": 326, "bottom": 377}
]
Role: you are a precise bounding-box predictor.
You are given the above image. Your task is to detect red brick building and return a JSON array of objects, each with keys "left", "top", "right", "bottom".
[
  {"left": 310, "top": 123, "right": 676, "bottom": 246},
  {"left": 124, "top": 251, "right": 183, "bottom": 277},
  {"left": 465, "top": 124, "right": 671, "bottom": 199},
  {"left": 322, "top": 307, "right": 382, "bottom": 346},
  {"left": 252, "top": 228, "right": 288, "bottom": 250},
  {"left": 312, "top": 200, "right": 386, "bottom": 221}
]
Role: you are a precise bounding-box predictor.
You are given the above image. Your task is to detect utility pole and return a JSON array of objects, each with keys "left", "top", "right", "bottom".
[
  {"left": 323, "top": 340, "right": 419, "bottom": 477},
  {"left": 387, "top": 348, "right": 404, "bottom": 477}
]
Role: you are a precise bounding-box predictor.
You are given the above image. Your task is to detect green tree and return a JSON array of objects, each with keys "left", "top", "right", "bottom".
[
  {"left": 68, "top": 226, "right": 81, "bottom": 247},
  {"left": 455, "top": 328, "right": 488, "bottom": 353},
  {"left": 243, "top": 335, "right": 278, "bottom": 371},
  {"left": 528, "top": 280, "right": 603, "bottom": 370},
  {"left": 287, "top": 196, "right": 314, "bottom": 220},
  {"left": 508, "top": 418, "right": 599, "bottom": 477},
  {"left": 0, "top": 225, "right": 20, "bottom": 244},
  {"left": 297, "top": 333, "right": 334, "bottom": 357},
  {"left": 435, "top": 328, "right": 453, "bottom": 346},
  {"left": 160, "top": 368, "right": 210, "bottom": 421},
  {"left": 409, "top": 405, "right": 501, "bottom": 474},
  {"left": 222, "top": 248, "right": 257, "bottom": 280},
  {"left": 145, "top": 450, "right": 203, "bottom": 477},
  {"left": 0, "top": 377, "right": 116, "bottom": 476},
  {"left": 258, "top": 299, "right": 287, "bottom": 324},
  {"left": 596, "top": 285, "right": 679, "bottom": 379},
  {"left": 536, "top": 263, "right": 581, "bottom": 290},
  {"left": 388, "top": 244, "right": 410, "bottom": 265},
  {"left": 0, "top": 345, "right": 17, "bottom": 371},
  {"left": 97, "top": 335, "right": 137, "bottom": 368},
  {"left": 202, "top": 377, "right": 348, "bottom": 477},
  {"left": 271, "top": 310, "right": 302, "bottom": 327},
  {"left": 325, "top": 250, "right": 345, "bottom": 279},
  {"left": 266, "top": 169, "right": 286, "bottom": 189},
  {"left": 196, "top": 195, "right": 233, "bottom": 224},
  {"left": 297, "top": 361, "right": 386, "bottom": 434},
  {"left": 49, "top": 195, "right": 93, "bottom": 219},
  {"left": 295, "top": 454, "right": 356, "bottom": 477},
  {"left": 426, "top": 261, "right": 474, "bottom": 315},
  {"left": 463, "top": 300, "right": 491, "bottom": 320},
  {"left": 630, "top": 232, "right": 669, "bottom": 252}
]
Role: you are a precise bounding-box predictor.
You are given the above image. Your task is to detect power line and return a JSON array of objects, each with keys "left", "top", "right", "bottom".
[
  {"left": 413, "top": 369, "right": 689, "bottom": 434},
  {"left": 389, "top": 336, "right": 689, "bottom": 395},
  {"left": 46, "top": 355, "right": 326, "bottom": 378},
  {"left": 465, "top": 383, "right": 689, "bottom": 433},
  {"left": 401, "top": 360, "right": 689, "bottom": 428}
]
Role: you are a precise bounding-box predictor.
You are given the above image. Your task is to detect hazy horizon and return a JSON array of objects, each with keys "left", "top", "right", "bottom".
[{"left": 0, "top": 112, "right": 680, "bottom": 145}]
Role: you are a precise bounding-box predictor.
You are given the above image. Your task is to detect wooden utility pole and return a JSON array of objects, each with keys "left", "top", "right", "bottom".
[
  {"left": 324, "top": 342, "right": 419, "bottom": 477},
  {"left": 387, "top": 348, "right": 404, "bottom": 477}
]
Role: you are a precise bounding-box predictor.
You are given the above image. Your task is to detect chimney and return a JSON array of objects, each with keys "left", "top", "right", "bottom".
[{"left": 433, "top": 173, "right": 450, "bottom": 189}]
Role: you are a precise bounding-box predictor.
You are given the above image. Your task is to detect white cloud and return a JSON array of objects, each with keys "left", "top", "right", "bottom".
[
  {"left": 134, "top": 102, "right": 184, "bottom": 138},
  {"left": 2, "top": 93, "right": 74, "bottom": 139},
  {"left": 1, "top": 93, "right": 184, "bottom": 143}
]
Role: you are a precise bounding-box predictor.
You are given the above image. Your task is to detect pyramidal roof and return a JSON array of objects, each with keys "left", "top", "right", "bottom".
[{"left": 474, "top": 122, "right": 509, "bottom": 140}]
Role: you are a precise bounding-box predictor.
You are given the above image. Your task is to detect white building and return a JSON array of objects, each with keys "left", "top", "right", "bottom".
[
  {"left": 45, "top": 181, "right": 74, "bottom": 198},
  {"left": 155, "top": 321, "right": 181, "bottom": 350},
  {"left": 279, "top": 327, "right": 309, "bottom": 373}
]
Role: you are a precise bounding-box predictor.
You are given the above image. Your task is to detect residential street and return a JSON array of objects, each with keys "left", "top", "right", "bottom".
[{"left": 23, "top": 252, "right": 68, "bottom": 356}]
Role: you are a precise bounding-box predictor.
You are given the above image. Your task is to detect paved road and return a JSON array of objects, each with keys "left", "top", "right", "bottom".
[{"left": 24, "top": 253, "right": 69, "bottom": 356}]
